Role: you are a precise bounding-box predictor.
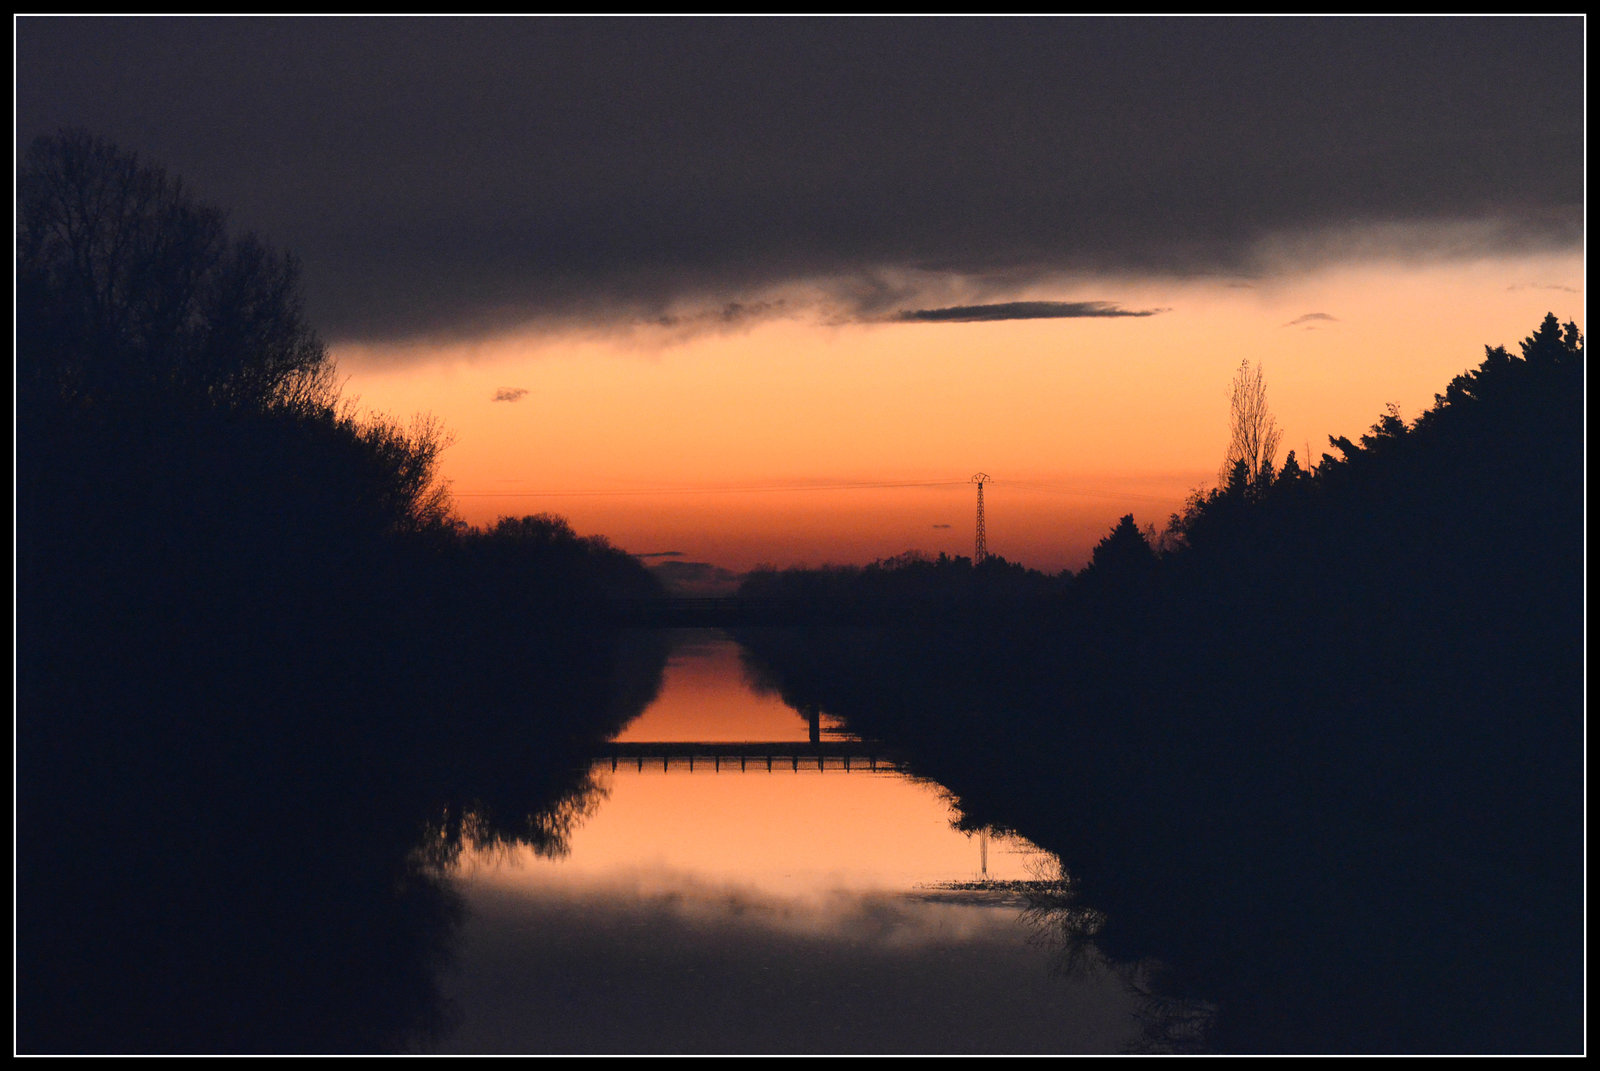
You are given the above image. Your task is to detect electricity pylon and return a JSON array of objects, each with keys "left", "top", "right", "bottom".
[{"left": 971, "top": 472, "right": 991, "bottom": 563}]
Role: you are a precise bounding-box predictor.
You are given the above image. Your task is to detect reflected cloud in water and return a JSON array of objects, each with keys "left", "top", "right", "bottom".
[{"left": 434, "top": 859, "right": 1147, "bottom": 1055}]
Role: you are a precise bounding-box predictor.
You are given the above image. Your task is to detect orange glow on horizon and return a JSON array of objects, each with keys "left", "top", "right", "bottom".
[{"left": 335, "top": 256, "right": 1583, "bottom": 574}]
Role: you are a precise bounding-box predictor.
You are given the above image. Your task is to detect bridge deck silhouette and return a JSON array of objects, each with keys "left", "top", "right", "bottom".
[
  {"left": 607, "top": 596, "right": 933, "bottom": 629},
  {"left": 597, "top": 739, "right": 903, "bottom": 773},
  {"left": 606, "top": 594, "right": 1066, "bottom": 629}
]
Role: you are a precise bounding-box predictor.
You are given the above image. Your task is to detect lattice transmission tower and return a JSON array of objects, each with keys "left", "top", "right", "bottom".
[{"left": 971, "top": 472, "right": 991, "bottom": 563}]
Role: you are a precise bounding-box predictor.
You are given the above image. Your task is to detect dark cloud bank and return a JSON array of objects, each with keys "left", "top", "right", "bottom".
[{"left": 16, "top": 17, "right": 1583, "bottom": 346}]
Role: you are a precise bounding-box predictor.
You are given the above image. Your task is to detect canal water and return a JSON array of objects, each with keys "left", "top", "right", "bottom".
[{"left": 428, "top": 631, "right": 1149, "bottom": 1054}]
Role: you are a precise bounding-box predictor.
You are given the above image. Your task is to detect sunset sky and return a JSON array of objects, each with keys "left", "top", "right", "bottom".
[{"left": 17, "top": 17, "right": 1584, "bottom": 576}]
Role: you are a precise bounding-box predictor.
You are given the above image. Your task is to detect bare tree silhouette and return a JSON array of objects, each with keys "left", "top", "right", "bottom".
[
  {"left": 1219, "top": 359, "right": 1282, "bottom": 492},
  {"left": 18, "top": 128, "right": 334, "bottom": 414}
]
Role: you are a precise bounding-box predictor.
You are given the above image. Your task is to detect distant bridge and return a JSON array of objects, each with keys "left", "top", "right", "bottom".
[
  {"left": 605, "top": 596, "right": 874, "bottom": 629},
  {"left": 596, "top": 739, "right": 903, "bottom": 773},
  {"left": 604, "top": 596, "right": 999, "bottom": 629}
]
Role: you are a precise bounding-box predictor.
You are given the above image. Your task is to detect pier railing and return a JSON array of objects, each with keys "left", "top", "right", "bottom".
[{"left": 596, "top": 740, "right": 902, "bottom": 773}]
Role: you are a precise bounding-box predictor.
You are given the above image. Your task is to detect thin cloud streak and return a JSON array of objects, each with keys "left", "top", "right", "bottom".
[
  {"left": 895, "top": 301, "right": 1165, "bottom": 323},
  {"left": 1282, "top": 313, "right": 1339, "bottom": 328}
]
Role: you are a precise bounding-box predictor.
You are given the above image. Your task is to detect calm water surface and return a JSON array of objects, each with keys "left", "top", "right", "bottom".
[{"left": 428, "top": 631, "right": 1148, "bottom": 1054}]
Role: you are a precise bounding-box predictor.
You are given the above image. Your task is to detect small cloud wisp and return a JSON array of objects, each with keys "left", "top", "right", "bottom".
[
  {"left": 1282, "top": 312, "right": 1340, "bottom": 329},
  {"left": 894, "top": 300, "right": 1166, "bottom": 324}
]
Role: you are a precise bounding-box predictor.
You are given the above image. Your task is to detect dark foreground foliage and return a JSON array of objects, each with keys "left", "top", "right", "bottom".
[
  {"left": 738, "top": 316, "right": 1583, "bottom": 1054},
  {"left": 16, "top": 131, "right": 668, "bottom": 1053}
]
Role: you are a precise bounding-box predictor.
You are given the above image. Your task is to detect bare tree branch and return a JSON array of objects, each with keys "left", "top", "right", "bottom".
[{"left": 1221, "top": 359, "right": 1282, "bottom": 492}]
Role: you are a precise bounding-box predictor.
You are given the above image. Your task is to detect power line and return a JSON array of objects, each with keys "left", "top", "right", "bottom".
[
  {"left": 1001, "top": 480, "right": 1188, "bottom": 504},
  {"left": 451, "top": 479, "right": 968, "bottom": 498},
  {"left": 452, "top": 477, "right": 1187, "bottom": 502}
]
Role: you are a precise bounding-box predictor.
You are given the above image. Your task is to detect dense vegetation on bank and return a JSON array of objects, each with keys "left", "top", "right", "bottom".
[
  {"left": 16, "top": 131, "right": 668, "bottom": 1052},
  {"left": 737, "top": 315, "right": 1583, "bottom": 1053}
]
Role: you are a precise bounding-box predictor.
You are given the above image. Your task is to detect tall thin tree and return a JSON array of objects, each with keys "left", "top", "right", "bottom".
[{"left": 1220, "top": 359, "right": 1282, "bottom": 491}]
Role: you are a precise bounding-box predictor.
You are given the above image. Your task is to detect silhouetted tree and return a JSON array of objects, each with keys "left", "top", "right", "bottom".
[
  {"left": 466, "top": 513, "right": 661, "bottom": 602},
  {"left": 1519, "top": 311, "right": 1582, "bottom": 365},
  {"left": 349, "top": 412, "right": 456, "bottom": 534},
  {"left": 1082, "top": 514, "right": 1158, "bottom": 581},
  {"left": 1220, "top": 359, "right": 1281, "bottom": 495},
  {"left": 18, "top": 129, "right": 334, "bottom": 416},
  {"left": 17, "top": 134, "right": 668, "bottom": 1053}
]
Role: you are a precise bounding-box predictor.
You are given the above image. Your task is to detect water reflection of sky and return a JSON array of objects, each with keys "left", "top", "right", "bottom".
[
  {"left": 612, "top": 630, "right": 844, "bottom": 743},
  {"left": 433, "top": 633, "right": 1145, "bottom": 1054}
]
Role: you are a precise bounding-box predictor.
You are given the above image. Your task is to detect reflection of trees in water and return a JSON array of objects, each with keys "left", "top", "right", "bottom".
[
  {"left": 424, "top": 776, "right": 612, "bottom": 869},
  {"left": 18, "top": 516, "right": 667, "bottom": 1053},
  {"left": 19, "top": 633, "right": 664, "bottom": 1055},
  {"left": 1119, "top": 965, "right": 1218, "bottom": 1055},
  {"left": 914, "top": 852, "right": 1215, "bottom": 1053},
  {"left": 1009, "top": 859, "right": 1215, "bottom": 1054}
]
